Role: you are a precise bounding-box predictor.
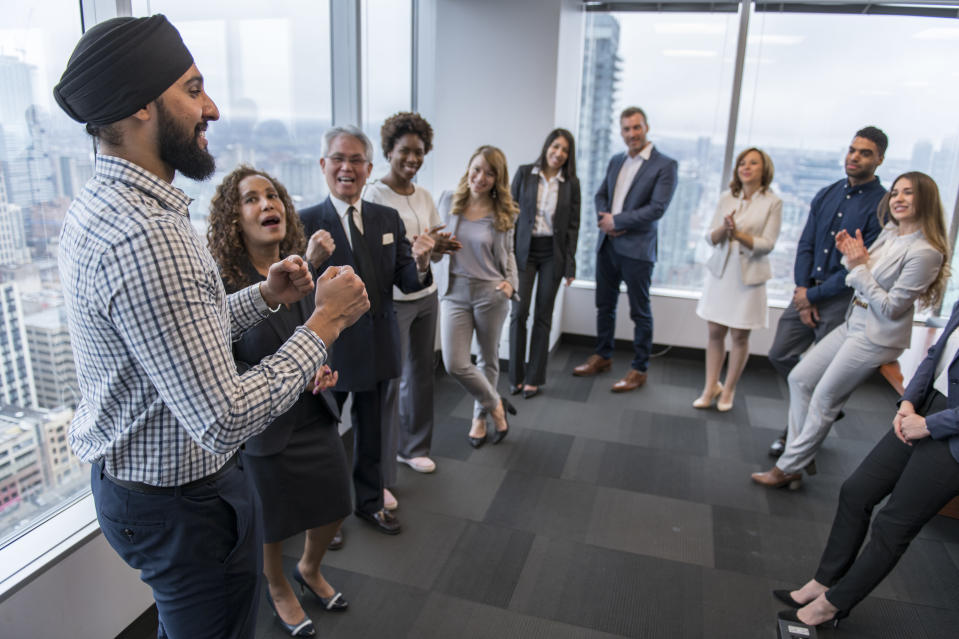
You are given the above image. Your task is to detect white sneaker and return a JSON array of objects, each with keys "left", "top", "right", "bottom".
[
  {"left": 397, "top": 455, "right": 436, "bottom": 473},
  {"left": 383, "top": 488, "right": 398, "bottom": 511}
]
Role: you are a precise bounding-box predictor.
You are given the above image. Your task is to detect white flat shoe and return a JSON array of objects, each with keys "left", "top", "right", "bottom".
[
  {"left": 383, "top": 488, "right": 398, "bottom": 511},
  {"left": 397, "top": 455, "right": 436, "bottom": 473}
]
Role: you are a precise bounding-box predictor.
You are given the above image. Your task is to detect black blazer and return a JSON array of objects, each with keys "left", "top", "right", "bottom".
[
  {"left": 299, "top": 197, "right": 431, "bottom": 392},
  {"left": 232, "top": 263, "right": 340, "bottom": 457},
  {"left": 510, "top": 164, "right": 581, "bottom": 280}
]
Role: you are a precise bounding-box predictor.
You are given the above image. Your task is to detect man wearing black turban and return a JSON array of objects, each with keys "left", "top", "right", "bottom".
[{"left": 54, "top": 14, "right": 367, "bottom": 639}]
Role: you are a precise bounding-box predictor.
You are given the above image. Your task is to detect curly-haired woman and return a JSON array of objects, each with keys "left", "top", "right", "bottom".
[
  {"left": 208, "top": 166, "right": 351, "bottom": 637},
  {"left": 437, "top": 145, "right": 519, "bottom": 448},
  {"left": 363, "top": 112, "right": 459, "bottom": 493}
]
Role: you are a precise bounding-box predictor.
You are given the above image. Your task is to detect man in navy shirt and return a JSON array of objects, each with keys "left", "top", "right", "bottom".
[{"left": 768, "top": 127, "right": 887, "bottom": 457}]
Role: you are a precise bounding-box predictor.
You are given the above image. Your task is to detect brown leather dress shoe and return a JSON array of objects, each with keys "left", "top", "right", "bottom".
[
  {"left": 573, "top": 354, "right": 612, "bottom": 376},
  {"left": 355, "top": 508, "right": 401, "bottom": 535},
  {"left": 750, "top": 466, "right": 802, "bottom": 490},
  {"left": 611, "top": 369, "right": 647, "bottom": 392}
]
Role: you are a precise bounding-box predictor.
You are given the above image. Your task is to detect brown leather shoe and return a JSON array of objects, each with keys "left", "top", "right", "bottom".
[
  {"left": 750, "top": 466, "right": 802, "bottom": 490},
  {"left": 611, "top": 369, "right": 647, "bottom": 393},
  {"left": 573, "top": 354, "right": 612, "bottom": 376}
]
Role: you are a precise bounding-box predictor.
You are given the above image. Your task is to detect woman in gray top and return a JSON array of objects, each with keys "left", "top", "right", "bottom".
[{"left": 437, "top": 145, "right": 520, "bottom": 448}]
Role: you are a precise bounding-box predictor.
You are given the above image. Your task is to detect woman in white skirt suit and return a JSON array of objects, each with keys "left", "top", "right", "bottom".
[{"left": 695, "top": 148, "right": 782, "bottom": 411}]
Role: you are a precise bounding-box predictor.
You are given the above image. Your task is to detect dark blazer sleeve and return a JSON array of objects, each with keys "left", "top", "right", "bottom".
[
  {"left": 565, "top": 177, "right": 581, "bottom": 279},
  {"left": 387, "top": 208, "right": 432, "bottom": 294},
  {"left": 906, "top": 301, "right": 959, "bottom": 438},
  {"left": 612, "top": 156, "right": 679, "bottom": 233}
]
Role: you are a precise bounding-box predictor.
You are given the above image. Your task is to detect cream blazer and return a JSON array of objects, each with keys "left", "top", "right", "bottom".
[
  {"left": 845, "top": 224, "right": 943, "bottom": 350},
  {"left": 704, "top": 189, "right": 782, "bottom": 286}
]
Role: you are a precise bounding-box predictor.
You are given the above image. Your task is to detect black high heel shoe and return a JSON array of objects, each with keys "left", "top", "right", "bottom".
[
  {"left": 777, "top": 608, "right": 848, "bottom": 629},
  {"left": 772, "top": 589, "right": 804, "bottom": 608},
  {"left": 292, "top": 566, "right": 349, "bottom": 612},
  {"left": 492, "top": 397, "right": 514, "bottom": 444},
  {"left": 510, "top": 384, "right": 523, "bottom": 396},
  {"left": 522, "top": 386, "right": 539, "bottom": 399},
  {"left": 266, "top": 592, "right": 315, "bottom": 637}
]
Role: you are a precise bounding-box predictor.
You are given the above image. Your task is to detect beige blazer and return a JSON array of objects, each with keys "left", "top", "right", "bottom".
[
  {"left": 704, "top": 189, "right": 782, "bottom": 286},
  {"left": 845, "top": 224, "right": 943, "bottom": 350}
]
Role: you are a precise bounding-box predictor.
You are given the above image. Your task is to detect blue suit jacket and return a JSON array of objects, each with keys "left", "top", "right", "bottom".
[
  {"left": 299, "top": 197, "right": 431, "bottom": 392},
  {"left": 902, "top": 300, "right": 959, "bottom": 462},
  {"left": 594, "top": 147, "right": 678, "bottom": 262}
]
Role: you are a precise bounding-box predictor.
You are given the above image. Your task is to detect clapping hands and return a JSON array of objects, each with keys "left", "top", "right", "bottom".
[{"left": 836, "top": 229, "right": 868, "bottom": 269}]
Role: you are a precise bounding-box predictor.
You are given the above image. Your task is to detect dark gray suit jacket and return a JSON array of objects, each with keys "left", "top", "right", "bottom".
[{"left": 510, "top": 163, "right": 581, "bottom": 280}]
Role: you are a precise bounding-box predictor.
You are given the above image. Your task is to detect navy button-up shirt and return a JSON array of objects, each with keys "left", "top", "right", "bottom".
[{"left": 794, "top": 177, "right": 885, "bottom": 304}]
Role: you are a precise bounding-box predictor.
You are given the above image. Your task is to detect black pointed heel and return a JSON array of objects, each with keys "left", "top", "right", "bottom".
[
  {"left": 772, "top": 589, "right": 804, "bottom": 608},
  {"left": 292, "top": 566, "right": 349, "bottom": 612},
  {"left": 492, "top": 397, "right": 511, "bottom": 444},
  {"left": 266, "top": 592, "right": 315, "bottom": 637}
]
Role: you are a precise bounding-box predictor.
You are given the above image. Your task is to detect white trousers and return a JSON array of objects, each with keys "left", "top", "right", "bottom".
[{"left": 777, "top": 306, "right": 902, "bottom": 474}]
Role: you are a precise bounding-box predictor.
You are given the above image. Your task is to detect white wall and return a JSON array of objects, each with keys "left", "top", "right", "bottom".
[{"left": 0, "top": 534, "right": 152, "bottom": 638}]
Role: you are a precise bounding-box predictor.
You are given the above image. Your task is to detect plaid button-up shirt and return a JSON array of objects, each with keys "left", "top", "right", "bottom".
[{"left": 60, "top": 156, "right": 326, "bottom": 485}]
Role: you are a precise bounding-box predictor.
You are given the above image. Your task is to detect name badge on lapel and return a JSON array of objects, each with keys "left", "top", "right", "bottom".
[{"left": 382, "top": 233, "right": 394, "bottom": 245}]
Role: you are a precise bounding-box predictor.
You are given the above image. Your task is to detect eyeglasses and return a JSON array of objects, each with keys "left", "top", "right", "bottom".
[{"left": 326, "top": 155, "right": 368, "bottom": 167}]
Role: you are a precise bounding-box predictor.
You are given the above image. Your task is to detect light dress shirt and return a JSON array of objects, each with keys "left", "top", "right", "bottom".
[
  {"left": 611, "top": 143, "right": 653, "bottom": 216},
  {"left": 60, "top": 155, "right": 327, "bottom": 486},
  {"left": 530, "top": 165, "right": 564, "bottom": 237},
  {"left": 330, "top": 195, "right": 364, "bottom": 248}
]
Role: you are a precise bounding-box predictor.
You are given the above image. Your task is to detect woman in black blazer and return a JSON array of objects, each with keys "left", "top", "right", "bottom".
[
  {"left": 508, "top": 128, "right": 581, "bottom": 398},
  {"left": 208, "top": 166, "right": 351, "bottom": 637}
]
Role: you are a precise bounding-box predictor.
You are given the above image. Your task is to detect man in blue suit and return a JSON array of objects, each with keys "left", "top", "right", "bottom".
[
  {"left": 301, "top": 126, "right": 434, "bottom": 535},
  {"left": 573, "top": 106, "right": 678, "bottom": 392}
]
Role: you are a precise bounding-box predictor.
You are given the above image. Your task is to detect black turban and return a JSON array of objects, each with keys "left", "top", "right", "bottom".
[{"left": 53, "top": 15, "right": 193, "bottom": 126}]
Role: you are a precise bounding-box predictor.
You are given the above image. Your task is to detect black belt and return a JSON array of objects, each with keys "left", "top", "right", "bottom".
[{"left": 99, "top": 454, "right": 238, "bottom": 495}]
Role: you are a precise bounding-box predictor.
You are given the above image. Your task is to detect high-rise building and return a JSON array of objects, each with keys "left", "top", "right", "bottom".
[
  {"left": 0, "top": 406, "right": 43, "bottom": 514},
  {"left": 24, "top": 307, "right": 77, "bottom": 410},
  {"left": 0, "top": 178, "right": 31, "bottom": 266},
  {"left": 0, "top": 55, "right": 36, "bottom": 157},
  {"left": 0, "top": 282, "right": 38, "bottom": 409},
  {"left": 575, "top": 13, "right": 621, "bottom": 281},
  {"left": 31, "top": 407, "right": 81, "bottom": 488}
]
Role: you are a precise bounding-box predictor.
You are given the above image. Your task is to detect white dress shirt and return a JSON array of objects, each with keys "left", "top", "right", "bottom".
[
  {"left": 611, "top": 143, "right": 653, "bottom": 216},
  {"left": 934, "top": 326, "right": 959, "bottom": 397},
  {"left": 530, "top": 165, "right": 564, "bottom": 237}
]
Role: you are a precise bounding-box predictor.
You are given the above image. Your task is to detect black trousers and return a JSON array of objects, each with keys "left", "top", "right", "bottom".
[
  {"left": 334, "top": 381, "right": 389, "bottom": 515},
  {"left": 509, "top": 237, "right": 563, "bottom": 387},
  {"left": 92, "top": 461, "right": 263, "bottom": 639},
  {"left": 816, "top": 393, "right": 959, "bottom": 611}
]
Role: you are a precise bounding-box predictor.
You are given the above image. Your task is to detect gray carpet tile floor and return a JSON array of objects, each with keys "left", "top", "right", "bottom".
[{"left": 252, "top": 341, "right": 959, "bottom": 639}]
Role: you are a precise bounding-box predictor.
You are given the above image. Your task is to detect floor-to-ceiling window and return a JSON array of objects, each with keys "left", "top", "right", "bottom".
[{"left": 576, "top": 2, "right": 959, "bottom": 311}]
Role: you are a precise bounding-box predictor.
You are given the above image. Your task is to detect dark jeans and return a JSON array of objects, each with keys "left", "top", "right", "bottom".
[
  {"left": 334, "top": 382, "right": 389, "bottom": 514},
  {"left": 595, "top": 238, "right": 654, "bottom": 372},
  {"left": 92, "top": 461, "right": 263, "bottom": 639},
  {"left": 767, "top": 290, "right": 853, "bottom": 379},
  {"left": 816, "top": 393, "right": 959, "bottom": 611},
  {"left": 509, "top": 237, "right": 563, "bottom": 387}
]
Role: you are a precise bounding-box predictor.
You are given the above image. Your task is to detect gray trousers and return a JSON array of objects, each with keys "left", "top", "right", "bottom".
[
  {"left": 383, "top": 292, "right": 438, "bottom": 487},
  {"left": 777, "top": 307, "right": 902, "bottom": 474},
  {"left": 441, "top": 275, "right": 509, "bottom": 420},
  {"left": 767, "top": 289, "right": 853, "bottom": 378}
]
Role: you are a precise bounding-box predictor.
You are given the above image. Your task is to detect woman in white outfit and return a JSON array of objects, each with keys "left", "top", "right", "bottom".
[
  {"left": 695, "top": 148, "right": 782, "bottom": 411},
  {"left": 752, "top": 171, "right": 950, "bottom": 490}
]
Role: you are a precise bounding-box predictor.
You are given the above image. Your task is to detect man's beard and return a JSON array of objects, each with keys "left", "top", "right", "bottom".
[{"left": 156, "top": 99, "right": 216, "bottom": 181}]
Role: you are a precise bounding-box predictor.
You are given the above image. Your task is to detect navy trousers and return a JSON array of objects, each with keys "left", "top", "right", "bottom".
[
  {"left": 594, "top": 238, "right": 655, "bottom": 372},
  {"left": 92, "top": 461, "right": 263, "bottom": 639}
]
